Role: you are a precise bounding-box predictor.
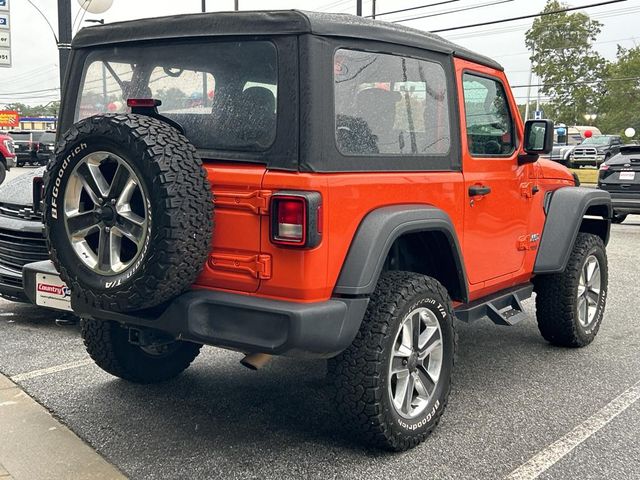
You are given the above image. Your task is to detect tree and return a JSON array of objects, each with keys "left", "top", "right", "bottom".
[
  {"left": 0, "top": 101, "right": 60, "bottom": 117},
  {"left": 597, "top": 46, "right": 640, "bottom": 138},
  {"left": 525, "top": 0, "right": 606, "bottom": 125}
]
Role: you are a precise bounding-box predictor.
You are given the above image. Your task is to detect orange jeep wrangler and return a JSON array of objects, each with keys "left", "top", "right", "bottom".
[{"left": 24, "top": 10, "right": 612, "bottom": 451}]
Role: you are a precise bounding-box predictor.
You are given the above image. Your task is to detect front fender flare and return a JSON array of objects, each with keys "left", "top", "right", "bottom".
[
  {"left": 333, "top": 205, "right": 468, "bottom": 301},
  {"left": 534, "top": 187, "right": 611, "bottom": 274}
]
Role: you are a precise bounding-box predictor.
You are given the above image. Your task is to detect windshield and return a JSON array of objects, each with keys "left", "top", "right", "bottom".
[
  {"left": 9, "top": 132, "right": 42, "bottom": 142},
  {"left": 581, "top": 136, "right": 611, "bottom": 145},
  {"left": 76, "top": 40, "right": 278, "bottom": 152}
]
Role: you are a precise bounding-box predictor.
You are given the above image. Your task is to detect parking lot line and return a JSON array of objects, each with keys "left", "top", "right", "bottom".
[
  {"left": 507, "top": 379, "right": 640, "bottom": 480},
  {"left": 10, "top": 359, "right": 94, "bottom": 383}
]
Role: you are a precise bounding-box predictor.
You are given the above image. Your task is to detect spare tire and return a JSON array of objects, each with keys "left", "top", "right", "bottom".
[{"left": 44, "top": 114, "right": 213, "bottom": 312}]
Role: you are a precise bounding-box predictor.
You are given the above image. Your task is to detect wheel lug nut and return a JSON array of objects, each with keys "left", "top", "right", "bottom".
[
  {"left": 111, "top": 199, "right": 116, "bottom": 205},
  {"left": 402, "top": 359, "right": 408, "bottom": 366},
  {"left": 105, "top": 227, "right": 110, "bottom": 232}
]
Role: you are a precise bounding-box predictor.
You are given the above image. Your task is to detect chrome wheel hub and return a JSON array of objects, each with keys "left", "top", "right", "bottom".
[
  {"left": 577, "top": 254, "right": 601, "bottom": 328},
  {"left": 63, "top": 152, "right": 149, "bottom": 276},
  {"left": 388, "top": 307, "right": 444, "bottom": 419}
]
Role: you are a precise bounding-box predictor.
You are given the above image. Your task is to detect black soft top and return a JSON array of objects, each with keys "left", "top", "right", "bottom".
[{"left": 72, "top": 9, "right": 503, "bottom": 71}]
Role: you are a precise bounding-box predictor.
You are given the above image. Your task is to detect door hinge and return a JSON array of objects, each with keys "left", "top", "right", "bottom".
[
  {"left": 212, "top": 190, "right": 272, "bottom": 215},
  {"left": 520, "top": 182, "right": 539, "bottom": 199},
  {"left": 517, "top": 233, "right": 540, "bottom": 251},
  {"left": 208, "top": 253, "right": 272, "bottom": 280}
]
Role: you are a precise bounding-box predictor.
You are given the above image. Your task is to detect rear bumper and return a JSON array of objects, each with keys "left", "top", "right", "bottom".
[
  {"left": 23, "top": 261, "right": 368, "bottom": 359},
  {"left": 609, "top": 192, "right": 640, "bottom": 214}
]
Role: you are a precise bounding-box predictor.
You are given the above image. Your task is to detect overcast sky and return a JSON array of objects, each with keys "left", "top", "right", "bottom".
[{"left": 0, "top": 0, "right": 638, "bottom": 107}]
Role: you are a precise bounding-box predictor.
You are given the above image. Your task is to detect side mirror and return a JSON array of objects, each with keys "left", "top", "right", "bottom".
[
  {"left": 519, "top": 119, "right": 554, "bottom": 164},
  {"left": 525, "top": 119, "right": 554, "bottom": 153}
]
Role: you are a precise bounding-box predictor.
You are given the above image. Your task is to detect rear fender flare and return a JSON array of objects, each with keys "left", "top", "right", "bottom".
[{"left": 333, "top": 205, "right": 469, "bottom": 301}]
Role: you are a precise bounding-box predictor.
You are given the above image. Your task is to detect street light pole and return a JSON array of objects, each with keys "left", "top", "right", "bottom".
[
  {"left": 372, "top": 0, "right": 376, "bottom": 19},
  {"left": 57, "top": 0, "right": 73, "bottom": 91},
  {"left": 357, "top": 0, "right": 362, "bottom": 16},
  {"left": 234, "top": 0, "right": 239, "bottom": 11}
]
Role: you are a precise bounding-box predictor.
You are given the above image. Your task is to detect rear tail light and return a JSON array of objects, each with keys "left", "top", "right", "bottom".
[
  {"left": 32, "top": 176, "right": 45, "bottom": 213},
  {"left": 270, "top": 192, "right": 322, "bottom": 248},
  {"left": 127, "top": 98, "right": 161, "bottom": 108},
  {"left": 599, "top": 164, "right": 609, "bottom": 171}
]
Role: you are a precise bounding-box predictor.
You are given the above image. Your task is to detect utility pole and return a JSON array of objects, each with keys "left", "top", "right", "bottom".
[
  {"left": 356, "top": 0, "right": 362, "bottom": 16},
  {"left": 372, "top": 0, "right": 376, "bottom": 19},
  {"left": 202, "top": 0, "right": 206, "bottom": 12},
  {"left": 234, "top": 0, "right": 239, "bottom": 11},
  {"left": 57, "top": 0, "right": 72, "bottom": 91}
]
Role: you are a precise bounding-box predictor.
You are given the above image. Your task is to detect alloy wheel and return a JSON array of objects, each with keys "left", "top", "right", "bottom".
[
  {"left": 63, "top": 151, "right": 149, "bottom": 275},
  {"left": 388, "top": 307, "right": 443, "bottom": 419}
]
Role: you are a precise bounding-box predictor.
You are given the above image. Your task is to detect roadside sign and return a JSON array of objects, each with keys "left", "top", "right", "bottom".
[
  {"left": 0, "top": 110, "right": 19, "bottom": 128},
  {"left": 534, "top": 110, "right": 543, "bottom": 120},
  {"left": 0, "top": 0, "right": 9, "bottom": 68},
  {"left": 0, "top": 48, "right": 10, "bottom": 67}
]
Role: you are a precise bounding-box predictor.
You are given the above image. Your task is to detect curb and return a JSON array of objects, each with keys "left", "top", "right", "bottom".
[{"left": 0, "top": 374, "right": 126, "bottom": 480}]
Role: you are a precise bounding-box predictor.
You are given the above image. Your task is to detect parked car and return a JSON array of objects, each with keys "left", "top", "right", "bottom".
[
  {"left": 598, "top": 144, "right": 640, "bottom": 223},
  {"left": 0, "top": 132, "right": 16, "bottom": 185},
  {"left": 548, "top": 125, "right": 602, "bottom": 166},
  {"left": 0, "top": 167, "right": 49, "bottom": 302},
  {"left": 569, "top": 134, "right": 624, "bottom": 168},
  {"left": 9, "top": 131, "right": 56, "bottom": 167},
  {"left": 22, "top": 10, "right": 611, "bottom": 451}
]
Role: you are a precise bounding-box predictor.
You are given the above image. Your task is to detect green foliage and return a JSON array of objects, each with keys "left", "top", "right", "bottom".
[
  {"left": 525, "top": 0, "right": 606, "bottom": 125},
  {"left": 1, "top": 101, "right": 60, "bottom": 117},
  {"left": 597, "top": 46, "right": 640, "bottom": 138}
]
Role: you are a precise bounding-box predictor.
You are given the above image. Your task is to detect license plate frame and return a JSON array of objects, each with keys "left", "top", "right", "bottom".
[
  {"left": 35, "top": 273, "right": 72, "bottom": 311},
  {"left": 619, "top": 171, "right": 636, "bottom": 181}
]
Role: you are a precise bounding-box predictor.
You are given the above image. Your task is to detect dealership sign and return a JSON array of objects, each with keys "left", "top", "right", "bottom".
[
  {"left": 0, "top": 0, "right": 10, "bottom": 68},
  {"left": 0, "top": 110, "right": 19, "bottom": 127}
]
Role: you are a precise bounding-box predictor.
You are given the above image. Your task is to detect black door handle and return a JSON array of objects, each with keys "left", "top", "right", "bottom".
[{"left": 469, "top": 185, "right": 491, "bottom": 196}]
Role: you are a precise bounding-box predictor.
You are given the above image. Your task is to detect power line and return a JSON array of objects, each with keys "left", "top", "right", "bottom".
[
  {"left": 443, "top": 5, "right": 640, "bottom": 40},
  {"left": 509, "top": 76, "right": 640, "bottom": 89},
  {"left": 424, "top": 0, "right": 627, "bottom": 33},
  {"left": 0, "top": 87, "right": 61, "bottom": 96},
  {"left": 366, "top": 0, "right": 460, "bottom": 18},
  {"left": 392, "top": 0, "right": 514, "bottom": 23}
]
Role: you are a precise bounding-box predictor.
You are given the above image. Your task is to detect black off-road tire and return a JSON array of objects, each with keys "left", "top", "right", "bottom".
[
  {"left": 611, "top": 213, "right": 627, "bottom": 224},
  {"left": 44, "top": 114, "right": 213, "bottom": 312},
  {"left": 535, "top": 233, "right": 608, "bottom": 347},
  {"left": 333, "top": 271, "right": 456, "bottom": 451},
  {"left": 82, "top": 319, "right": 202, "bottom": 383}
]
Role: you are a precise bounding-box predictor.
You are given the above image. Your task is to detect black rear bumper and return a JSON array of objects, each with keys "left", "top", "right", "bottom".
[
  {"left": 609, "top": 192, "right": 640, "bottom": 214},
  {"left": 23, "top": 261, "right": 368, "bottom": 359}
]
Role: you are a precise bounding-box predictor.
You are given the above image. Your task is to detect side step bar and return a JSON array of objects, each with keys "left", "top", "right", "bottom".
[{"left": 455, "top": 283, "right": 534, "bottom": 326}]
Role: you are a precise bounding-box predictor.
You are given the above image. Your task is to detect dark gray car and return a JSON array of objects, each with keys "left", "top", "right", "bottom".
[
  {"left": 598, "top": 145, "right": 640, "bottom": 223},
  {"left": 0, "top": 167, "right": 48, "bottom": 301}
]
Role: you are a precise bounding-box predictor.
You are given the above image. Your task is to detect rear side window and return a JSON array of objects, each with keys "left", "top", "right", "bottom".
[
  {"left": 334, "top": 49, "right": 450, "bottom": 157},
  {"left": 462, "top": 73, "right": 515, "bottom": 157},
  {"left": 77, "top": 41, "right": 278, "bottom": 152}
]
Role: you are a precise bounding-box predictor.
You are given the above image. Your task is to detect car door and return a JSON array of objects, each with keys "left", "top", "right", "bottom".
[{"left": 456, "top": 62, "right": 532, "bottom": 285}]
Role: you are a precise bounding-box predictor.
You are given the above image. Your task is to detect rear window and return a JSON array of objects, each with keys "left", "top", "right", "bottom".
[{"left": 76, "top": 41, "right": 278, "bottom": 152}]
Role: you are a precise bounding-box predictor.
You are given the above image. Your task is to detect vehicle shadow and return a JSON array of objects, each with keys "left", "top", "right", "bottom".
[{"left": 85, "top": 316, "right": 551, "bottom": 460}]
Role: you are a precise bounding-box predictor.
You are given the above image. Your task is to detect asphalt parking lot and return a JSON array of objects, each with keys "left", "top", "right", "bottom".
[{"left": 0, "top": 179, "right": 639, "bottom": 479}]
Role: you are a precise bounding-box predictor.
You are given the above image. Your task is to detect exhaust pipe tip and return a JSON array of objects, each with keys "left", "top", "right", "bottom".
[{"left": 240, "top": 352, "right": 273, "bottom": 370}]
